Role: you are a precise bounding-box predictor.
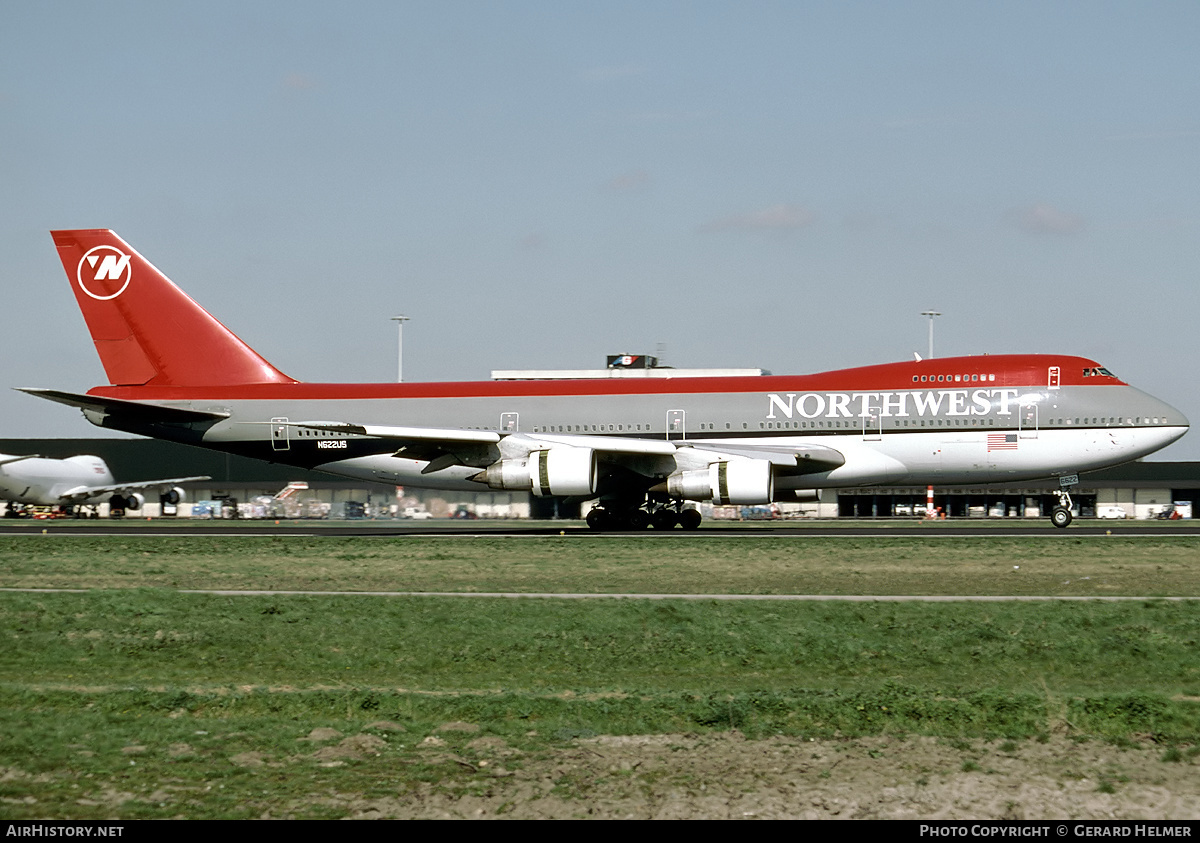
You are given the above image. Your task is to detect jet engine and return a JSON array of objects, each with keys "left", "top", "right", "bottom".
[
  {"left": 665, "top": 459, "right": 774, "bottom": 505},
  {"left": 160, "top": 487, "right": 184, "bottom": 505},
  {"left": 108, "top": 492, "right": 144, "bottom": 513},
  {"left": 478, "top": 447, "right": 597, "bottom": 497}
]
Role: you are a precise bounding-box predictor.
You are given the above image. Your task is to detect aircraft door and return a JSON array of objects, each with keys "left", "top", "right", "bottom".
[
  {"left": 271, "top": 417, "right": 290, "bottom": 451},
  {"left": 862, "top": 405, "right": 882, "bottom": 441},
  {"left": 500, "top": 412, "right": 519, "bottom": 432},
  {"left": 667, "top": 409, "right": 686, "bottom": 441},
  {"left": 1048, "top": 367, "right": 1061, "bottom": 389},
  {"left": 1019, "top": 404, "right": 1038, "bottom": 440}
]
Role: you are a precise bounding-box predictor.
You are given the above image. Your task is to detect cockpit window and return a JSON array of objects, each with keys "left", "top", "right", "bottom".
[{"left": 1083, "top": 367, "right": 1116, "bottom": 378}]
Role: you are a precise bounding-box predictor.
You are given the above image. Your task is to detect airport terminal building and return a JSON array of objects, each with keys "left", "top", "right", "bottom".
[
  {"left": 2, "top": 438, "right": 1195, "bottom": 521},
  {"left": 829, "top": 459, "right": 1198, "bottom": 521}
]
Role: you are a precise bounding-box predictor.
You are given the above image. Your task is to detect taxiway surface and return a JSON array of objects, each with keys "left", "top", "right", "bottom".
[{"left": 1, "top": 519, "right": 1197, "bottom": 537}]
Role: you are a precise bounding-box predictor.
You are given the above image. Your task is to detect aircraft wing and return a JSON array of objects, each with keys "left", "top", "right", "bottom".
[
  {"left": 293, "top": 422, "right": 683, "bottom": 457},
  {"left": 289, "top": 421, "right": 843, "bottom": 475},
  {"left": 283, "top": 421, "right": 503, "bottom": 475},
  {"left": 681, "top": 442, "right": 845, "bottom": 475},
  {"left": 529, "top": 435, "right": 844, "bottom": 473},
  {"left": 57, "top": 475, "right": 212, "bottom": 504},
  {"left": 287, "top": 421, "right": 502, "bottom": 444},
  {"left": 523, "top": 432, "right": 679, "bottom": 456}
]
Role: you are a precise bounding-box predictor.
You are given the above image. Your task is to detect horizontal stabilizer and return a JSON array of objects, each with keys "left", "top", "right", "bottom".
[{"left": 16, "top": 388, "right": 230, "bottom": 423}]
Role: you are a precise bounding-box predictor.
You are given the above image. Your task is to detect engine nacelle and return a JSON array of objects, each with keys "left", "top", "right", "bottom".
[
  {"left": 479, "top": 457, "right": 532, "bottom": 492},
  {"left": 160, "top": 487, "right": 184, "bottom": 505},
  {"left": 666, "top": 460, "right": 774, "bottom": 505},
  {"left": 108, "top": 492, "right": 145, "bottom": 513},
  {"left": 479, "top": 447, "right": 597, "bottom": 497}
]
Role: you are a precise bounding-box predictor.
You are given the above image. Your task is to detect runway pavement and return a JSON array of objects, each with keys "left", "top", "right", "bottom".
[
  {"left": 1, "top": 518, "right": 1198, "bottom": 537},
  {"left": 4, "top": 586, "right": 1197, "bottom": 601}
]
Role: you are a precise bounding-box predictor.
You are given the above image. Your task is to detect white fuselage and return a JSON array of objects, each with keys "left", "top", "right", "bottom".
[{"left": 0, "top": 455, "right": 115, "bottom": 505}]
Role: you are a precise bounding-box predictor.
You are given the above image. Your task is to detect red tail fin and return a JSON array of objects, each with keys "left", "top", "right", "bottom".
[{"left": 51, "top": 230, "right": 296, "bottom": 387}]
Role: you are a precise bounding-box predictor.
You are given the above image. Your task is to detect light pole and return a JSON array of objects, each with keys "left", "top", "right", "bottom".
[
  {"left": 391, "top": 315, "right": 410, "bottom": 382},
  {"left": 920, "top": 310, "right": 941, "bottom": 359}
]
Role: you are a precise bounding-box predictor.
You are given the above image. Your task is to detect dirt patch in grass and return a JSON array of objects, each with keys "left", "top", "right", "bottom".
[
  {"left": 325, "top": 733, "right": 1200, "bottom": 820},
  {"left": 3, "top": 727, "right": 1197, "bottom": 818}
]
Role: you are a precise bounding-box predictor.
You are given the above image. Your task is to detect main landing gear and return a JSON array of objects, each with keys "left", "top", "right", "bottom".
[{"left": 585, "top": 497, "right": 702, "bottom": 531}]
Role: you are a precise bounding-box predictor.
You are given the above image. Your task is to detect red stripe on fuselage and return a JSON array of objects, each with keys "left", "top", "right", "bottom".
[{"left": 84, "top": 354, "right": 1123, "bottom": 402}]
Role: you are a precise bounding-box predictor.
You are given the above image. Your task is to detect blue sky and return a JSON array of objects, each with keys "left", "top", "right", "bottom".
[{"left": 2, "top": 1, "right": 1198, "bottom": 459}]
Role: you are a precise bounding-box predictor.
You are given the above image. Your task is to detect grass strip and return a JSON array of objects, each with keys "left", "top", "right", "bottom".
[
  {"left": 5, "top": 590, "right": 1198, "bottom": 695},
  {"left": 2, "top": 534, "right": 1200, "bottom": 595}
]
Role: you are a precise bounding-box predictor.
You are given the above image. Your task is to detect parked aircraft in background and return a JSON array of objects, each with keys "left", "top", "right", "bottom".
[
  {"left": 0, "top": 452, "right": 208, "bottom": 517},
  {"left": 22, "top": 230, "right": 1188, "bottom": 529}
]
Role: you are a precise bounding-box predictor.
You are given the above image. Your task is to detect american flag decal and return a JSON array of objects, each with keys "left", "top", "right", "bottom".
[{"left": 988, "top": 433, "right": 1018, "bottom": 451}]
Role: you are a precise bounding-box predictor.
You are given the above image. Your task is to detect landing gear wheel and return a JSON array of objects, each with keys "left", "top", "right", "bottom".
[
  {"left": 650, "top": 510, "right": 679, "bottom": 530},
  {"left": 678, "top": 509, "right": 702, "bottom": 531},
  {"left": 626, "top": 509, "right": 651, "bottom": 530},
  {"left": 1050, "top": 507, "right": 1073, "bottom": 529},
  {"left": 585, "top": 508, "right": 610, "bottom": 531}
]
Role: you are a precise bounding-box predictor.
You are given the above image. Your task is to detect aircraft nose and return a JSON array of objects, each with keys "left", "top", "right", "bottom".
[
  {"left": 1160, "top": 397, "right": 1188, "bottom": 431},
  {"left": 1155, "top": 396, "right": 1188, "bottom": 448},
  {"left": 1119, "top": 387, "right": 1190, "bottom": 455}
]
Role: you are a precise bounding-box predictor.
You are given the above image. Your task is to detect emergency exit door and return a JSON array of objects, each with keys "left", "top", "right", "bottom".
[
  {"left": 667, "top": 410, "right": 686, "bottom": 441},
  {"left": 271, "top": 417, "right": 290, "bottom": 451}
]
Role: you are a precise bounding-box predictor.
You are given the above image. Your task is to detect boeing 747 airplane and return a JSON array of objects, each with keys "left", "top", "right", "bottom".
[
  {"left": 21, "top": 229, "right": 1188, "bottom": 529},
  {"left": 0, "top": 452, "right": 207, "bottom": 517}
]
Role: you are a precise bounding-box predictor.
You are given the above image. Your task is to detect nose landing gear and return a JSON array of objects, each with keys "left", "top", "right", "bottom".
[
  {"left": 1050, "top": 475, "right": 1078, "bottom": 528},
  {"left": 1050, "top": 504, "right": 1073, "bottom": 529}
]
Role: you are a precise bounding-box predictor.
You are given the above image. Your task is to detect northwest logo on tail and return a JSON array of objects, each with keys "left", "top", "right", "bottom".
[{"left": 76, "top": 246, "right": 131, "bottom": 300}]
